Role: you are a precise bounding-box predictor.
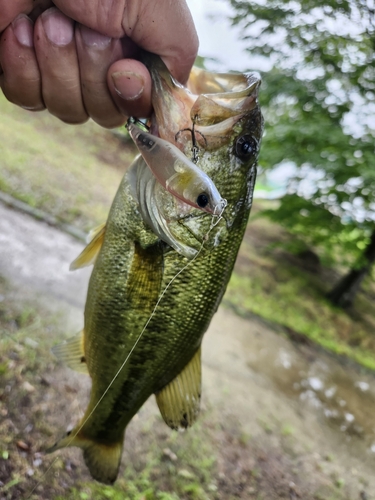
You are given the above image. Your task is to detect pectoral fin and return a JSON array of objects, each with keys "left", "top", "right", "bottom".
[
  {"left": 155, "top": 347, "right": 201, "bottom": 430},
  {"left": 52, "top": 330, "right": 88, "bottom": 374},
  {"left": 70, "top": 223, "right": 106, "bottom": 270}
]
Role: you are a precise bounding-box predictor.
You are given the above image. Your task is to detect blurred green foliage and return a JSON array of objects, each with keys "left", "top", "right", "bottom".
[{"left": 230, "top": 0, "right": 375, "bottom": 272}]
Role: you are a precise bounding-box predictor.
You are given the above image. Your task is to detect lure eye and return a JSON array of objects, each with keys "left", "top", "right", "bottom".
[
  {"left": 235, "top": 134, "right": 257, "bottom": 160},
  {"left": 197, "top": 193, "right": 209, "bottom": 208}
]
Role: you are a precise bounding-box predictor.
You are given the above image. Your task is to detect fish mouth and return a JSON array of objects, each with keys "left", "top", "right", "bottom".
[{"left": 142, "top": 52, "right": 261, "bottom": 154}]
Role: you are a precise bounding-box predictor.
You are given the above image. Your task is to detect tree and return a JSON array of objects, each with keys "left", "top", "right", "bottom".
[
  {"left": 229, "top": 0, "right": 375, "bottom": 307},
  {"left": 327, "top": 228, "right": 375, "bottom": 307}
]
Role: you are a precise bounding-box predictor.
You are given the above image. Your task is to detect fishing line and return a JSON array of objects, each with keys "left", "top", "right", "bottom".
[{"left": 26, "top": 206, "right": 226, "bottom": 499}]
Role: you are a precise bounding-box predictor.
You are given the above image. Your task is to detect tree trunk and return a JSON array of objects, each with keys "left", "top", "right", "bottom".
[{"left": 327, "top": 228, "right": 375, "bottom": 309}]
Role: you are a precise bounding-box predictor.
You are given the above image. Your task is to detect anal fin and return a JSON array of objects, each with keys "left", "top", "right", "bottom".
[
  {"left": 155, "top": 347, "right": 201, "bottom": 430},
  {"left": 70, "top": 223, "right": 106, "bottom": 270},
  {"left": 52, "top": 330, "right": 88, "bottom": 374}
]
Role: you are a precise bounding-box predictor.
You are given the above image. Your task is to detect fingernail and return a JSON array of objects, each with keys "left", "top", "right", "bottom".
[
  {"left": 21, "top": 105, "right": 43, "bottom": 111},
  {"left": 12, "top": 14, "right": 34, "bottom": 48},
  {"left": 41, "top": 8, "right": 73, "bottom": 46},
  {"left": 80, "top": 25, "right": 111, "bottom": 49},
  {"left": 112, "top": 72, "right": 144, "bottom": 101}
]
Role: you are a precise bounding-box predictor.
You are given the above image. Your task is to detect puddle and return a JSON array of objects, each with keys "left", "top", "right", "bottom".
[{"left": 244, "top": 325, "right": 375, "bottom": 456}]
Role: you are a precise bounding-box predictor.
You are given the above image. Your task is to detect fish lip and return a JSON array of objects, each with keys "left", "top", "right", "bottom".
[{"left": 143, "top": 52, "right": 261, "bottom": 149}]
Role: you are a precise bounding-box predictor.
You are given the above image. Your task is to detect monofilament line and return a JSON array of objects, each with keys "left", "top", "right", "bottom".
[{"left": 26, "top": 210, "right": 225, "bottom": 499}]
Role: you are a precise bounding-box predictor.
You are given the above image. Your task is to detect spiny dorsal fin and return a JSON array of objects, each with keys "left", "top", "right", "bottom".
[
  {"left": 70, "top": 223, "right": 106, "bottom": 271},
  {"left": 51, "top": 330, "right": 88, "bottom": 374},
  {"left": 155, "top": 347, "right": 201, "bottom": 430}
]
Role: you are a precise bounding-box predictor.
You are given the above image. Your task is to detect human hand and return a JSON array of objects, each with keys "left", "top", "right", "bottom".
[{"left": 0, "top": 0, "right": 198, "bottom": 127}]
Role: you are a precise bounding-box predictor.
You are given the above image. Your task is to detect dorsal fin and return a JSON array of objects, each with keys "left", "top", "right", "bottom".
[
  {"left": 51, "top": 330, "right": 88, "bottom": 374},
  {"left": 155, "top": 347, "right": 201, "bottom": 430},
  {"left": 70, "top": 223, "right": 106, "bottom": 270}
]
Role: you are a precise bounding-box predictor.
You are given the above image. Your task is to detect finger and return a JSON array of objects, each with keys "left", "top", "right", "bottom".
[
  {"left": 75, "top": 25, "right": 126, "bottom": 128},
  {"left": 0, "top": 0, "right": 52, "bottom": 31},
  {"left": 52, "top": 0, "right": 126, "bottom": 37},
  {"left": 52, "top": 0, "right": 198, "bottom": 84},
  {"left": 34, "top": 7, "right": 88, "bottom": 124},
  {"left": 107, "top": 58, "right": 152, "bottom": 119},
  {"left": 122, "top": 0, "right": 199, "bottom": 85},
  {"left": 0, "top": 0, "right": 33, "bottom": 31},
  {"left": 0, "top": 14, "right": 44, "bottom": 110}
]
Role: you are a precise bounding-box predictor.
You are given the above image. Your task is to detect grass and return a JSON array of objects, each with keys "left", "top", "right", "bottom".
[
  {"left": 223, "top": 205, "right": 375, "bottom": 369},
  {"left": 0, "top": 277, "right": 64, "bottom": 498},
  {"left": 0, "top": 94, "right": 134, "bottom": 232}
]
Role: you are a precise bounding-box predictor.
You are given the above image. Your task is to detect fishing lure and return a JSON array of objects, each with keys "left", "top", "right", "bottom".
[{"left": 127, "top": 121, "right": 226, "bottom": 216}]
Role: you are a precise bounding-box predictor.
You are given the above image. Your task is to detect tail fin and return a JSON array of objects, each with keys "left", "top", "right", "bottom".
[{"left": 46, "top": 431, "right": 124, "bottom": 484}]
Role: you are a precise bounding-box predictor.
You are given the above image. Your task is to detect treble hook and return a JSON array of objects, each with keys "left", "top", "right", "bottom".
[
  {"left": 191, "top": 116, "right": 200, "bottom": 163},
  {"left": 175, "top": 115, "right": 207, "bottom": 164}
]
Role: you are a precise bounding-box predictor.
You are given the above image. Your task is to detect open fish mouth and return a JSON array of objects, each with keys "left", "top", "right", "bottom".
[
  {"left": 142, "top": 53, "right": 261, "bottom": 154},
  {"left": 132, "top": 52, "right": 263, "bottom": 259}
]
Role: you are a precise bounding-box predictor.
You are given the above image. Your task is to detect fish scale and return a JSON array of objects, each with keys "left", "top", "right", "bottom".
[{"left": 48, "top": 53, "right": 263, "bottom": 484}]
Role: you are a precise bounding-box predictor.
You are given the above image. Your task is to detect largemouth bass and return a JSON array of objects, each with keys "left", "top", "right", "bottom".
[{"left": 49, "top": 54, "right": 263, "bottom": 484}]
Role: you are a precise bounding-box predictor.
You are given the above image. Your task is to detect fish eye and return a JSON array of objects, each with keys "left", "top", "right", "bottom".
[
  {"left": 197, "top": 193, "right": 209, "bottom": 208},
  {"left": 235, "top": 134, "right": 257, "bottom": 160}
]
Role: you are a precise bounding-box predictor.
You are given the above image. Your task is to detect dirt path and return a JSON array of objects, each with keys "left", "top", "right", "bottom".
[{"left": 1, "top": 201, "right": 375, "bottom": 499}]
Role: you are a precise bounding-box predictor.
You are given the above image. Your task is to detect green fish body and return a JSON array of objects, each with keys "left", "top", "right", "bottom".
[{"left": 49, "top": 54, "right": 263, "bottom": 483}]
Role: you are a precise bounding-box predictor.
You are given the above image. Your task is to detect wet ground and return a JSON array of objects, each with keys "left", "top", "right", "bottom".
[{"left": 1, "top": 200, "right": 375, "bottom": 499}]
